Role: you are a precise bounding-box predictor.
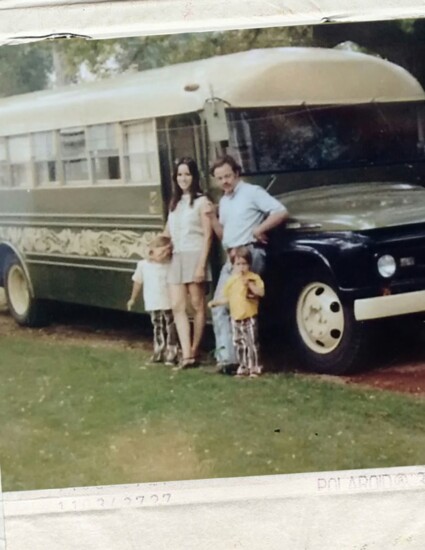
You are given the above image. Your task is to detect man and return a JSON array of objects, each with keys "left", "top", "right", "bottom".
[{"left": 206, "top": 154, "right": 289, "bottom": 373}]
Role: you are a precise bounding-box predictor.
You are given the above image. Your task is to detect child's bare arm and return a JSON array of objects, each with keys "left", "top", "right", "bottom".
[
  {"left": 208, "top": 297, "right": 228, "bottom": 308},
  {"left": 247, "top": 280, "right": 265, "bottom": 298},
  {"left": 162, "top": 222, "right": 171, "bottom": 238},
  {"left": 127, "top": 282, "right": 142, "bottom": 310}
]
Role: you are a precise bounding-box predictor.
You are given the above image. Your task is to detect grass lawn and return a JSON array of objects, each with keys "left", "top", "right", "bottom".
[{"left": 0, "top": 333, "right": 424, "bottom": 492}]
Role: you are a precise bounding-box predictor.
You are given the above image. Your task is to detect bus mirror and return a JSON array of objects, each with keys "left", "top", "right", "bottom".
[{"left": 204, "top": 98, "right": 229, "bottom": 142}]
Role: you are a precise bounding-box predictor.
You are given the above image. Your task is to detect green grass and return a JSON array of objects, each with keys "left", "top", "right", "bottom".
[{"left": 0, "top": 334, "right": 424, "bottom": 492}]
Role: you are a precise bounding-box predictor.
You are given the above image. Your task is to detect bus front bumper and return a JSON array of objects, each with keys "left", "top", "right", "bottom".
[{"left": 354, "top": 289, "right": 425, "bottom": 321}]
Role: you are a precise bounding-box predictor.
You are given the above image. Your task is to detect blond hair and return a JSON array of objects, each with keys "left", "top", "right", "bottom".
[
  {"left": 149, "top": 235, "right": 172, "bottom": 249},
  {"left": 146, "top": 234, "right": 172, "bottom": 261}
]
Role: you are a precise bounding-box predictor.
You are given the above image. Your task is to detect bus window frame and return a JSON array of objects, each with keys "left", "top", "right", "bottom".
[
  {"left": 8, "top": 134, "right": 33, "bottom": 189},
  {"left": 59, "top": 126, "right": 91, "bottom": 186},
  {"left": 121, "top": 118, "right": 162, "bottom": 187},
  {"left": 87, "top": 122, "right": 122, "bottom": 186},
  {"left": 0, "top": 136, "right": 11, "bottom": 188},
  {"left": 32, "top": 130, "right": 60, "bottom": 188}
]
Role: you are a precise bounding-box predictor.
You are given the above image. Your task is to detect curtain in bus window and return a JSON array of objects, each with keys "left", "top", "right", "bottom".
[
  {"left": 34, "top": 132, "right": 57, "bottom": 186},
  {"left": 8, "top": 135, "right": 31, "bottom": 187},
  {"left": 87, "top": 124, "right": 120, "bottom": 182},
  {"left": 227, "top": 103, "right": 425, "bottom": 175},
  {"left": 60, "top": 127, "right": 89, "bottom": 184},
  {"left": 124, "top": 121, "right": 159, "bottom": 184},
  {"left": 0, "top": 139, "right": 7, "bottom": 187}
]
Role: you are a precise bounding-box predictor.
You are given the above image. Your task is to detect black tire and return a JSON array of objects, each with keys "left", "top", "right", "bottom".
[
  {"left": 3, "top": 256, "right": 49, "bottom": 327},
  {"left": 287, "top": 270, "right": 368, "bottom": 375}
]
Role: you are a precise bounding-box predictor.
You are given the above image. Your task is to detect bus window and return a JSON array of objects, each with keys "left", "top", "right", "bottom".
[
  {"left": 123, "top": 120, "right": 159, "bottom": 184},
  {"left": 166, "top": 115, "right": 202, "bottom": 164},
  {"left": 157, "top": 114, "right": 204, "bottom": 213},
  {"left": 9, "top": 135, "right": 31, "bottom": 188},
  {"left": 34, "top": 131, "right": 58, "bottom": 186},
  {"left": 60, "top": 127, "right": 89, "bottom": 184},
  {"left": 87, "top": 123, "right": 120, "bottom": 182},
  {"left": 0, "top": 138, "right": 8, "bottom": 187},
  {"left": 227, "top": 102, "right": 425, "bottom": 177}
]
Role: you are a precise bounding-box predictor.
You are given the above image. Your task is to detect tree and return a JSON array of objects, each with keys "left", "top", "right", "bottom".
[
  {"left": 0, "top": 42, "right": 52, "bottom": 97},
  {"left": 0, "top": 28, "right": 313, "bottom": 97},
  {"left": 56, "top": 26, "right": 314, "bottom": 80},
  {"left": 312, "top": 19, "right": 425, "bottom": 88},
  {"left": 9, "top": 21, "right": 425, "bottom": 97}
]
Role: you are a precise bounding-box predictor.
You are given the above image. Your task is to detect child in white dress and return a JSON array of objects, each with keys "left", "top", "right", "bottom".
[{"left": 127, "top": 235, "right": 178, "bottom": 365}]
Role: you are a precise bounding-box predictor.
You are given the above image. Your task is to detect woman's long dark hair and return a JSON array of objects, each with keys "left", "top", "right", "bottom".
[{"left": 169, "top": 157, "right": 204, "bottom": 212}]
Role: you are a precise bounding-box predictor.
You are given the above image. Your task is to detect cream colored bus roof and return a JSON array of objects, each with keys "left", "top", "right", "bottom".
[{"left": 0, "top": 47, "right": 424, "bottom": 136}]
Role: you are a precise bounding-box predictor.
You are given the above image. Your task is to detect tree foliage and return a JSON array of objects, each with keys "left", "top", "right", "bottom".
[
  {"left": 0, "top": 27, "right": 313, "bottom": 96},
  {"left": 0, "top": 42, "right": 52, "bottom": 97},
  {"left": 313, "top": 19, "right": 425, "bottom": 87},
  {"left": 56, "top": 26, "right": 313, "bottom": 80},
  {"left": 1, "top": 21, "right": 425, "bottom": 97}
]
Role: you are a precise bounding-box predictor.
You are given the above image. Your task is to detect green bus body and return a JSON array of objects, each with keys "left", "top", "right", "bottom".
[{"left": 0, "top": 185, "right": 163, "bottom": 311}]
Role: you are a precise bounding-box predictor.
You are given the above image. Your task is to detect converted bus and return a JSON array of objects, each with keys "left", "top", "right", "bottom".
[{"left": 1, "top": 47, "right": 425, "bottom": 374}]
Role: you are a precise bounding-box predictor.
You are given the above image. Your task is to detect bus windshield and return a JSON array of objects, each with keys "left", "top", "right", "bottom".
[{"left": 227, "top": 101, "right": 425, "bottom": 176}]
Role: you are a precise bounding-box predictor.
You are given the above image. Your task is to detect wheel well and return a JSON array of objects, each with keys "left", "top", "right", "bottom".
[
  {"left": 268, "top": 250, "right": 336, "bottom": 288},
  {"left": 0, "top": 244, "right": 33, "bottom": 295},
  {"left": 0, "top": 244, "right": 14, "bottom": 287},
  {"left": 262, "top": 251, "right": 333, "bottom": 327}
]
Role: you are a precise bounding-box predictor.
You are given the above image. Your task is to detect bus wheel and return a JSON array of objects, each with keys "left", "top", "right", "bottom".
[
  {"left": 3, "top": 256, "right": 47, "bottom": 327},
  {"left": 290, "top": 273, "right": 366, "bottom": 375}
]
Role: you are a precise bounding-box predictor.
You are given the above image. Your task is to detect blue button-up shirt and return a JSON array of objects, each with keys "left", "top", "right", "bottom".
[{"left": 219, "top": 181, "right": 287, "bottom": 249}]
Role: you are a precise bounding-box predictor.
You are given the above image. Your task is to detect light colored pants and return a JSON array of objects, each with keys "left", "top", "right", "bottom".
[{"left": 212, "top": 246, "right": 265, "bottom": 365}]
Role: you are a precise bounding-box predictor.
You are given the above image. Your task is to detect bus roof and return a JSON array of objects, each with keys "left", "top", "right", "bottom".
[{"left": 0, "top": 47, "right": 424, "bottom": 136}]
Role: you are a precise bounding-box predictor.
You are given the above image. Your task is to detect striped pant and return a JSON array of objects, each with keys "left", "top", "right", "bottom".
[
  {"left": 231, "top": 316, "right": 262, "bottom": 375},
  {"left": 150, "top": 309, "right": 178, "bottom": 363}
]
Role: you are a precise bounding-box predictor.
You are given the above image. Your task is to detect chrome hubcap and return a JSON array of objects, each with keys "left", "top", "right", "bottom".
[
  {"left": 8, "top": 265, "right": 30, "bottom": 316},
  {"left": 296, "top": 282, "right": 344, "bottom": 354}
]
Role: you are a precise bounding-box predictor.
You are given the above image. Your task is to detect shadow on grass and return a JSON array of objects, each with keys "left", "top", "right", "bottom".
[
  {"left": 259, "top": 316, "right": 425, "bottom": 377},
  {"left": 6, "top": 299, "right": 425, "bottom": 378},
  {"left": 48, "top": 302, "right": 153, "bottom": 342}
]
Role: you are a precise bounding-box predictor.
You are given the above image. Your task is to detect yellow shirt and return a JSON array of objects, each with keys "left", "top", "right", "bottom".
[{"left": 222, "top": 271, "right": 264, "bottom": 321}]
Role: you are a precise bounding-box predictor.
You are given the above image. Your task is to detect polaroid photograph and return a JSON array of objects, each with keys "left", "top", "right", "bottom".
[{"left": 0, "top": 13, "right": 424, "bottom": 547}]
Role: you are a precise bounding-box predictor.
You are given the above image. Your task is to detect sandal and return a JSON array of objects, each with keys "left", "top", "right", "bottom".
[
  {"left": 192, "top": 354, "right": 202, "bottom": 366},
  {"left": 173, "top": 357, "right": 197, "bottom": 370}
]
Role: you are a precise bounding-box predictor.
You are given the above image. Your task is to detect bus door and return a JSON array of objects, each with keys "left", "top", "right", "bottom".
[{"left": 156, "top": 113, "right": 206, "bottom": 215}]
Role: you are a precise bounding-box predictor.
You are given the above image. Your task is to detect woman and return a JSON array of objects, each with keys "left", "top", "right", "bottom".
[{"left": 164, "top": 157, "right": 213, "bottom": 368}]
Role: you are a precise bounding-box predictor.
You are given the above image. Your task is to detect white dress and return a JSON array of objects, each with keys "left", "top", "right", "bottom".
[{"left": 167, "top": 194, "right": 212, "bottom": 284}]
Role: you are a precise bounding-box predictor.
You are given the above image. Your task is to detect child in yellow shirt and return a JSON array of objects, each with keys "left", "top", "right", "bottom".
[{"left": 209, "top": 246, "right": 264, "bottom": 377}]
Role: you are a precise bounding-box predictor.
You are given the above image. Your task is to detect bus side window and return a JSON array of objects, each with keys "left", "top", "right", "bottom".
[
  {"left": 87, "top": 124, "right": 121, "bottom": 183},
  {"left": 34, "top": 131, "right": 58, "bottom": 186},
  {"left": 60, "top": 128, "right": 89, "bottom": 185},
  {"left": 0, "top": 138, "right": 8, "bottom": 187},
  {"left": 122, "top": 120, "right": 160, "bottom": 185},
  {"left": 9, "top": 135, "right": 31, "bottom": 188}
]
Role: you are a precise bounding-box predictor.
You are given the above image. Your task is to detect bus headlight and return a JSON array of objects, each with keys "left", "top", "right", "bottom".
[{"left": 377, "top": 255, "right": 396, "bottom": 278}]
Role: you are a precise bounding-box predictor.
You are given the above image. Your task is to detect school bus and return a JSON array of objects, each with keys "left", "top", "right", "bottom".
[{"left": 1, "top": 47, "right": 425, "bottom": 373}]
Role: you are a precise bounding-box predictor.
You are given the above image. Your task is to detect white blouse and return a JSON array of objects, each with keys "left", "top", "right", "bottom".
[{"left": 168, "top": 195, "right": 208, "bottom": 253}]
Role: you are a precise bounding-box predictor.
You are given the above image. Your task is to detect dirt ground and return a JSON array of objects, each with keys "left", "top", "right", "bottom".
[{"left": 1, "top": 290, "right": 425, "bottom": 397}]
